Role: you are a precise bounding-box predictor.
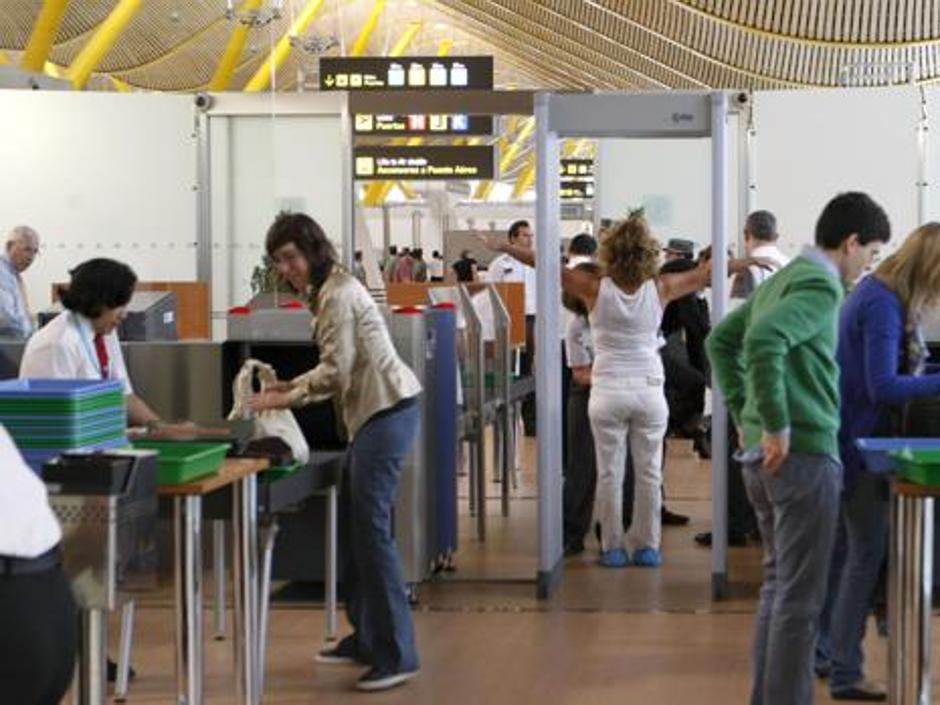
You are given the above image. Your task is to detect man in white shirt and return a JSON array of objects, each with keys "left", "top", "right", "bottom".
[
  {"left": 487, "top": 220, "right": 537, "bottom": 434},
  {"left": 0, "top": 423, "right": 77, "bottom": 702},
  {"left": 732, "top": 210, "right": 790, "bottom": 298},
  {"left": 0, "top": 225, "right": 40, "bottom": 339},
  {"left": 696, "top": 209, "right": 789, "bottom": 549}
]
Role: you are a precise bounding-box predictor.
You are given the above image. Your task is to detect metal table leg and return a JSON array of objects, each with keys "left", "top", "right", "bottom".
[
  {"left": 174, "top": 496, "right": 204, "bottom": 705},
  {"left": 114, "top": 600, "right": 135, "bottom": 702},
  {"left": 889, "top": 492, "right": 934, "bottom": 705},
  {"left": 77, "top": 607, "right": 108, "bottom": 705},
  {"left": 232, "top": 474, "right": 260, "bottom": 705},
  {"left": 325, "top": 484, "right": 338, "bottom": 641},
  {"left": 257, "top": 518, "right": 279, "bottom": 696},
  {"left": 213, "top": 520, "right": 227, "bottom": 640}
]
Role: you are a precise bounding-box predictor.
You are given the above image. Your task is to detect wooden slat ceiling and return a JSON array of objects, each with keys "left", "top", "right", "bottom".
[{"left": 3, "top": 0, "right": 940, "bottom": 91}]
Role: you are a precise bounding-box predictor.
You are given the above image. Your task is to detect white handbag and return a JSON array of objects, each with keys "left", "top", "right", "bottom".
[{"left": 228, "top": 358, "right": 311, "bottom": 465}]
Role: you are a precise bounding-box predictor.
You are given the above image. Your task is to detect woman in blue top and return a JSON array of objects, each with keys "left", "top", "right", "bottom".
[{"left": 829, "top": 223, "right": 940, "bottom": 700}]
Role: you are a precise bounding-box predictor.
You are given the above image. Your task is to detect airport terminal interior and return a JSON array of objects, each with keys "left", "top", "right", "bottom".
[{"left": 6, "top": 2, "right": 940, "bottom": 704}]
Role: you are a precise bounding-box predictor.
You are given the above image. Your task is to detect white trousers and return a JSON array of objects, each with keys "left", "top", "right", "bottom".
[{"left": 588, "top": 379, "right": 668, "bottom": 553}]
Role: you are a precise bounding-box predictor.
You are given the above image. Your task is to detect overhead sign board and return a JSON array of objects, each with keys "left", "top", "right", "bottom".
[
  {"left": 560, "top": 158, "right": 595, "bottom": 200},
  {"left": 353, "top": 113, "right": 493, "bottom": 136},
  {"left": 320, "top": 56, "right": 494, "bottom": 91},
  {"left": 354, "top": 145, "right": 495, "bottom": 181}
]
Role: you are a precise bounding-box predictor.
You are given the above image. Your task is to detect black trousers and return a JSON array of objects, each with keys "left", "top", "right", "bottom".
[
  {"left": 521, "top": 315, "right": 536, "bottom": 435},
  {"left": 0, "top": 563, "right": 77, "bottom": 705},
  {"left": 564, "top": 385, "right": 634, "bottom": 546},
  {"left": 725, "top": 418, "right": 756, "bottom": 537}
]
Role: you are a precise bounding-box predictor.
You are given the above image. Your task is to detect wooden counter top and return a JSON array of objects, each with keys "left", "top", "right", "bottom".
[{"left": 158, "top": 457, "right": 269, "bottom": 497}]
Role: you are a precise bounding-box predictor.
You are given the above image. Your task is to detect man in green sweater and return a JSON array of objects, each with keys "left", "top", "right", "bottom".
[{"left": 707, "top": 192, "right": 891, "bottom": 705}]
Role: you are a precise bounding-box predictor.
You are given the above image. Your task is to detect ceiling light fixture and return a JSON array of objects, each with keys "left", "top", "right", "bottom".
[{"left": 225, "top": 0, "right": 285, "bottom": 27}]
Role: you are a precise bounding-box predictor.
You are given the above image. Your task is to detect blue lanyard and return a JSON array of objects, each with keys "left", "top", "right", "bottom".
[{"left": 69, "top": 312, "right": 108, "bottom": 379}]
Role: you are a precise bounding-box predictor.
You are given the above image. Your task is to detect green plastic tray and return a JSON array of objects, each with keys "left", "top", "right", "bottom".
[
  {"left": 890, "top": 449, "right": 940, "bottom": 486},
  {"left": 131, "top": 440, "right": 230, "bottom": 485},
  {"left": 261, "top": 461, "right": 302, "bottom": 482}
]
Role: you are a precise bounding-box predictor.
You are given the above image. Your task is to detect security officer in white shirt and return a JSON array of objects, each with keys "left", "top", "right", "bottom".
[
  {"left": 0, "top": 423, "right": 77, "bottom": 704},
  {"left": 486, "top": 220, "right": 538, "bottom": 433},
  {"left": 20, "top": 258, "right": 164, "bottom": 429}
]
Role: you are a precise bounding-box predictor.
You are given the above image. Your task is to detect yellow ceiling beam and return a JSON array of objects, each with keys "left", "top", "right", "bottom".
[
  {"left": 389, "top": 21, "right": 422, "bottom": 57},
  {"left": 65, "top": 0, "right": 141, "bottom": 90},
  {"left": 511, "top": 152, "right": 535, "bottom": 200},
  {"left": 361, "top": 24, "right": 430, "bottom": 207},
  {"left": 397, "top": 181, "right": 418, "bottom": 200},
  {"left": 109, "top": 75, "right": 132, "bottom": 93},
  {"left": 209, "top": 0, "right": 264, "bottom": 91},
  {"left": 350, "top": 0, "right": 386, "bottom": 57},
  {"left": 244, "top": 0, "right": 328, "bottom": 92},
  {"left": 436, "top": 39, "right": 454, "bottom": 57},
  {"left": 474, "top": 116, "right": 534, "bottom": 201},
  {"left": 21, "top": 0, "right": 71, "bottom": 73},
  {"left": 0, "top": 51, "right": 10, "bottom": 65}
]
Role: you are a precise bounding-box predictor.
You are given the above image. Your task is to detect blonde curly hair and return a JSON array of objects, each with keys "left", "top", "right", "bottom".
[{"left": 599, "top": 211, "right": 661, "bottom": 290}]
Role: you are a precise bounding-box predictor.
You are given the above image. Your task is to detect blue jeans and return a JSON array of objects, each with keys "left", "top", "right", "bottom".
[
  {"left": 829, "top": 470, "right": 889, "bottom": 692},
  {"left": 344, "top": 397, "right": 420, "bottom": 672},
  {"left": 743, "top": 452, "right": 841, "bottom": 705}
]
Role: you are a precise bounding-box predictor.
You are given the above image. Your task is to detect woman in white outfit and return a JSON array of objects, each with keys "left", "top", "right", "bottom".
[{"left": 485, "top": 213, "right": 762, "bottom": 568}]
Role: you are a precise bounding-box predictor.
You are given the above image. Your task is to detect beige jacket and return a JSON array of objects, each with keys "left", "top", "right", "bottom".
[{"left": 287, "top": 268, "right": 421, "bottom": 439}]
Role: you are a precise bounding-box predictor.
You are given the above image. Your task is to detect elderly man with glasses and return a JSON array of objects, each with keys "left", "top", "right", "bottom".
[{"left": 0, "top": 226, "right": 40, "bottom": 339}]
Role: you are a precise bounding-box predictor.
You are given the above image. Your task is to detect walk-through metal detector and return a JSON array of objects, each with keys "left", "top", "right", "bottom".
[{"left": 534, "top": 91, "right": 736, "bottom": 599}]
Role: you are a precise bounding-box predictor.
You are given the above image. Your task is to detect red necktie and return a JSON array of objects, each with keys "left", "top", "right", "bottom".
[{"left": 93, "top": 333, "right": 110, "bottom": 380}]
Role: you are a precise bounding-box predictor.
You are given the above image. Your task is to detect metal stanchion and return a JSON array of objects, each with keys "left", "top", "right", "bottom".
[
  {"left": 114, "top": 600, "right": 135, "bottom": 702},
  {"left": 78, "top": 608, "right": 108, "bottom": 705},
  {"left": 213, "top": 520, "right": 227, "bottom": 640},
  {"left": 174, "top": 496, "right": 204, "bottom": 705},
  {"left": 889, "top": 488, "right": 934, "bottom": 705}
]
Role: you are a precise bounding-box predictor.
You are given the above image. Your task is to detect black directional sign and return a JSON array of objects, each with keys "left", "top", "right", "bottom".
[
  {"left": 353, "top": 113, "right": 493, "bottom": 136},
  {"left": 320, "top": 56, "right": 494, "bottom": 91},
  {"left": 560, "top": 158, "right": 595, "bottom": 200},
  {"left": 354, "top": 145, "right": 495, "bottom": 180}
]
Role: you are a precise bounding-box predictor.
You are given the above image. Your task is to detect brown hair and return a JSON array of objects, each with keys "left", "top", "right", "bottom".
[
  {"left": 265, "top": 212, "right": 337, "bottom": 292},
  {"left": 599, "top": 212, "right": 660, "bottom": 291},
  {"left": 875, "top": 222, "right": 940, "bottom": 320}
]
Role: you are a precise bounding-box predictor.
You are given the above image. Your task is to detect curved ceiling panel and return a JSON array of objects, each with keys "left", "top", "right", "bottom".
[{"left": 3, "top": 0, "right": 940, "bottom": 91}]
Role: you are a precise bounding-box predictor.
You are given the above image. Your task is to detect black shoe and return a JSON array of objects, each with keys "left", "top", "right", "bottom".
[
  {"left": 661, "top": 507, "right": 690, "bottom": 526},
  {"left": 106, "top": 658, "right": 136, "bottom": 683},
  {"left": 693, "top": 531, "right": 748, "bottom": 547},
  {"left": 564, "top": 541, "right": 585, "bottom": 557},
  {"left": 831, "top": 680, "right": 886, "bottom": 701},
  {"left": 356, "top": 666, "right": 419, "bottom": 692},
  {"left": 693, "top": 433, "right": 711, "bottom": 460},
  {"left": 315, "top": 635, "right": 364, "bottom": 665}
]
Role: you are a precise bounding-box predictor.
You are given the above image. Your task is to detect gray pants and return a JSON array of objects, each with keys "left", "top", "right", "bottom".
[{"left": 742, "top": 452, "right": 841, "bottom": 705}]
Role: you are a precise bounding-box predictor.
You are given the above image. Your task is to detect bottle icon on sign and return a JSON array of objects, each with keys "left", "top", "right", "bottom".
[
  {"left": 408, "top": 63, "right": 427, "bottom": 87},
  {"left": 429, "top": 62, "right": 448, "bottom": 86},
  {"left": 387, "top": 63, "right": 405, "bottom": 87},
  {"left": 450, "top": 62, "right": 468, "bottom": 87}
]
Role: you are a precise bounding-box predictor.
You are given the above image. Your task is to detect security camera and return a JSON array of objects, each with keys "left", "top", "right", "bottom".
[
  {"left": 735, "top": 92, "right": 750, "bottom": 106},
  {"left": 194, "top": 92, "right": 213, "bottom": 111}
]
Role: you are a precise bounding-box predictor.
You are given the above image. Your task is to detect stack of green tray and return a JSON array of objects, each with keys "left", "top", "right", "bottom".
[{"left": 0, "top": 379, "right": 127, "bottom": 472}]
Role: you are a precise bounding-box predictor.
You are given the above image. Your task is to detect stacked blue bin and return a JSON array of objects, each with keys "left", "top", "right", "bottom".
[{"left": 0, "top": 379, "right": 128, "bottom": 473}]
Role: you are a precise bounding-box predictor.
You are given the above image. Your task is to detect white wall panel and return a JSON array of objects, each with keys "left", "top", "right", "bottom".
[
  {"left": 754, "top": 87, "right": 921, "bottom": 258},
  {"left": 0, "top": 91, "right": 197, "bottom": 311}
]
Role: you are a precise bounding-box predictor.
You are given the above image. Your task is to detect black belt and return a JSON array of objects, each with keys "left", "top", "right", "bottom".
[{"left": 0, "top": 546, "right": 61, "bottom": 577}]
